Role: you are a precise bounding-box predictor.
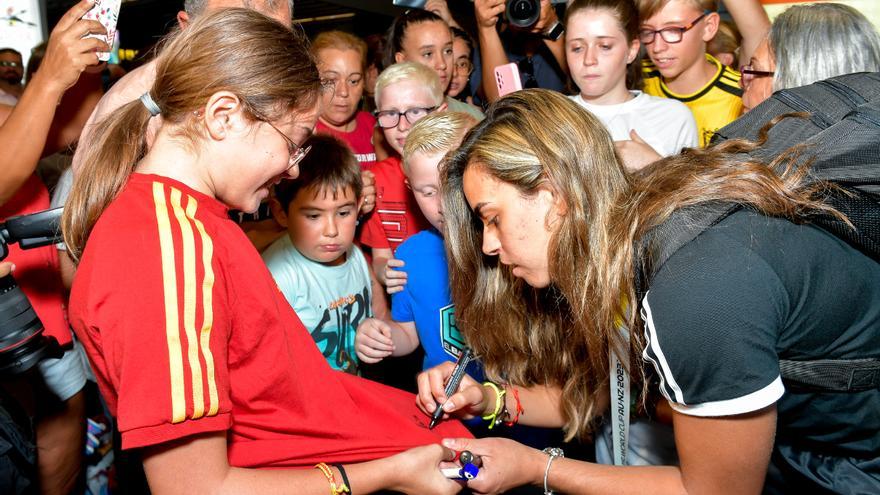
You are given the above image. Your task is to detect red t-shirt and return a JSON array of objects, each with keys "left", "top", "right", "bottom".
[
  {"left": 0, "top": 174, "right": 69, "bottom": 346},
  {"left": 360, "top": 157, "right": 431, "bottom": 252},
  {"left": 315, "top": 111, "right": 377, "bottom": 169},
  {"left": 69, "top": 174, "right": 468, "bottom": 467}
]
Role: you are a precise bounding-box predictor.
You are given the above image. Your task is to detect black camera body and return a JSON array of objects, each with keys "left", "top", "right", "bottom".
[{"left": 0, "top": 207, "right": 65, "bottom": 375}]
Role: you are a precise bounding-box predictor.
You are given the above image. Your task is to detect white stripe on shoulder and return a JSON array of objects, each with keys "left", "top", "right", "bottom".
[
  {"left": 668, "top": 376, "right": 785, "bottom": 417},
  {"left": 641, "top": 294, "right": 685, "bottom": 403}
]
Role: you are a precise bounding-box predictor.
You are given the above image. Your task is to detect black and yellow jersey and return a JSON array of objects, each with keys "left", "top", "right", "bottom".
[{"left": 643, "top": 54, "right": 743, "bottom": 147}]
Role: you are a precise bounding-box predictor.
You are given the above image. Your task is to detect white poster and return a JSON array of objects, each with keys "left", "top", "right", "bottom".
[{"left": 0, "top": 0, "right": 46, "bottom": 69}]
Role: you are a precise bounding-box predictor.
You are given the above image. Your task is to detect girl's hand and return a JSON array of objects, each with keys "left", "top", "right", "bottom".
[
  {"left": 385, "top": 443, "right": 463, "bottom": 495},
  {"left": 385, "top": 258, "right": 408, "bottom": 294},
  {"left": 34, "top": 0, "right": 110, "bottom": 97},
  {"left": 416, "top": 361, "right": 489, "bottom": 420},
  {"left": 441, "top": 437, "right": 545, "bottom": 494},
  {"left": 355, "top": 318, "right": 394, "bottom": 363}
]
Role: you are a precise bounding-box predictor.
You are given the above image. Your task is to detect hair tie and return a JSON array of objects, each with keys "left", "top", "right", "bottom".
[{"left": 139, "top": 92, "right": 161, "bottom": 117}]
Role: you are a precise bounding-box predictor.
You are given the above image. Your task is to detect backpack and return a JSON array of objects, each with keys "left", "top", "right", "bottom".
[{"left": 640, "top": 71, "right": 880, "bottom": 393}]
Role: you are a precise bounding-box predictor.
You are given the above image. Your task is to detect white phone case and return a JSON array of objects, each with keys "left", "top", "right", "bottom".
[{"left": 82, "top": 0, "right": 121, "bottom": 62}]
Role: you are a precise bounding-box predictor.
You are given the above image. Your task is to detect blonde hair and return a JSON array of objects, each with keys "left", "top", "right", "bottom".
[
  {"left": 442, "top": 89, "right": 843, "bottom": 440},
  {"left": 312, "top": 30, "right": 367, "bottom": 68},
  {"left": 402, "top": 111, "right": 477, "bottom": 174},
  {"left": 374, "top": 61, "right": 444, "bottom": 108},
  {"left": 62, "top": 9, "right": 320, "bottom": 260},
  {"left": 637, "top": 0, "right": 716, "bottom": 21}
]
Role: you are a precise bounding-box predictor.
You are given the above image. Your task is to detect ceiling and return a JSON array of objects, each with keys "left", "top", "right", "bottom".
[{"left": 44, "top": 0, "right": 414, "bottom": 60}]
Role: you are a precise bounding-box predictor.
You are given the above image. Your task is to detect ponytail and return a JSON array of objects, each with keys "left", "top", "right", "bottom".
[
  {"left": 62, "top": 99, "right": 153, "bottom": 260},
  {"left": 60, "top": 8, "right": 321, "bottom": 262}
]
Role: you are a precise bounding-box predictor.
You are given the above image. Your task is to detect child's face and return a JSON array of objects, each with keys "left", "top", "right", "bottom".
[
  {"left": 640, "top": 1, "right": 715, "bottom": 82},
  {"left": 406, "top": 151, "right": 444, "bottom": 231},
  {"left": 286, "top": 184, "right": 360, "bottom": 266},
  {"left": 566, "top": 9, "right": 639, "bottom": 104},
  {"left": 377, "top": 80, "right": 440, "bottom": 155},
  {"left": 448, "top": 37, "right": 471, "bottom": 98},
  {"left": 214, "top": 101, "right": 318, "bottom": 213},
  {"left": 317, "top": 47, "right": 364, "bottom": 129},
  {"left": 395, "top": 20, "right": 454, "bottom": 92}
]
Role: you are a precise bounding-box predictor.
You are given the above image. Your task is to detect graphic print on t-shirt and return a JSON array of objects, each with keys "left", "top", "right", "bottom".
[
  {"left": 376, "top": 199, "right": 410, "bottom": 246},
  {"left": 439, "top": 304, "right": 466, "bottom": 358},
  {"left": 311, "top": 286, "right": 371, "bottom": 374}
]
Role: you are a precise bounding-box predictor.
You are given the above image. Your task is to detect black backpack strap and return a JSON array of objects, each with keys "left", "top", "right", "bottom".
[
  {"left": 779, "top": 358, "right": 880, "bottom": 392},
  {"left": 639, "top": 201, "right": 740, "bottom": 284}
]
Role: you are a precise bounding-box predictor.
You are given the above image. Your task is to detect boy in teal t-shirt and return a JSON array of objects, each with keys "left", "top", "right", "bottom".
[{"left": 262, "top": 134, "right": 374, "bottom": 375}]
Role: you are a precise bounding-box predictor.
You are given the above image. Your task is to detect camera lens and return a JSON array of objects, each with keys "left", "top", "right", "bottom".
[
  {"left": 0, "top": 274, "right": 60, "bottom": 374},
  {"left": 506, "top": 0, "right": 540, "bottom": 28}
]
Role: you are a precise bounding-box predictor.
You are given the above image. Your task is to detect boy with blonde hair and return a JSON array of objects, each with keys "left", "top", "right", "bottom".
[
  {"left": 362, "top": 62, "right": 447, "bottom": 287},
  {"left": 356, "top": 112, "right": 478, "bottom": 373}
]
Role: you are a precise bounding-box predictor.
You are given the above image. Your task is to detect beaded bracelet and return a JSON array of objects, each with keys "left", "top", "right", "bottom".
[
  {"left": 481, "top": 381, "right": 508, "bottom": 429},
  {"left": 314, "top": 462, "right": 350, "bottom": 495}
]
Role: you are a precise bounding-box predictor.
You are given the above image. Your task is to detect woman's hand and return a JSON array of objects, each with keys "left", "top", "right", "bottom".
[
  {"left": 385, "top": 258, "right": 408, "bottom": 294},
  {"left": 441, "top": 437, "right": 544, "bottom": 494},
  {"left": 385, "top": 443, "right": 464, "bottom": 495},
  {"left": 33, "top": 0, "right": 110, "bottom": 98},
  {"left": 355, "top": 318, "right": 395, "bottom": 363},
  {"left": 416, "top": 361, "right": 490, "bottom": 420}
]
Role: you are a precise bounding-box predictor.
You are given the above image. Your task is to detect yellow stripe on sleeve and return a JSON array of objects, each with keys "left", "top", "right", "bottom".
[
  {"left": 187, "top": 196, "right": 220, "bottom": 417},
  {"left": 170, "top": 189, "right": 206, "bottom": 420},
  {"left": 152, "top": 182, "right": 186, "bottom": 424}
]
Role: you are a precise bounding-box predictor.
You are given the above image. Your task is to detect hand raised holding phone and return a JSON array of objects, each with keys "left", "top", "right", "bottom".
[{"left": 33, "top": 0, "right": 111, "bottom": 98}]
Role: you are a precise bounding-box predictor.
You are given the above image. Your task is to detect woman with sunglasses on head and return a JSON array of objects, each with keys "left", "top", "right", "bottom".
[
  {"left": 566, "top": 0, "right": 697, "bottom": 168},
  {"left": 417, "top": 89, "right": 880, "bottom": 494},
  {"left": 741, "top": 2, "right": 880, "bottom": 113},
  {"left": 62, "top": 10, "right": 470, "bottom": 494}
]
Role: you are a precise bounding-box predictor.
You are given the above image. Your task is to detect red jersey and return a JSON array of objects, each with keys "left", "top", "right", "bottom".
[
  {"left": 69, "top": 174, "right": 468, "bottom": 467},
  {"left": 360, "top": 157, "right": 431, "bottom": 252},
  {"left": 0, "top": 174, "right": 69, "bottom": 346},
  {"left": 315, "top": 111, "right": 377, "bottom": 169}
]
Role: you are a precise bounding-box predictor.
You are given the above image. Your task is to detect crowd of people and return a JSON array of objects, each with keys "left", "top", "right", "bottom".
[{"left": 0, "top": 0, "right": 879, "bottom": 493}]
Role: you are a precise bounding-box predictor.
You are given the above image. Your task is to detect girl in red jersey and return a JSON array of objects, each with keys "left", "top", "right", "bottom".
[{"left": 62, "top": 9, "right": 467, "bottom": 494}]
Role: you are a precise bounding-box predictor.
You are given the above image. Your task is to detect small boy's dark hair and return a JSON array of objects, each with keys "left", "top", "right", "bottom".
[{"left": 274, "top": 134, "right": 363, "bottom": 210}]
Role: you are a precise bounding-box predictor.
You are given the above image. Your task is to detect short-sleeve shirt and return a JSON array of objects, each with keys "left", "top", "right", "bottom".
[
  {"left": 568, "top": 91, "right": 698, "bottom": 156},
  {"left": 391, "top": 229, "right": 481, "bottom": 378},
  {"left": 642, "top": 54, "right": 743, "bottom": 147},
  {"left": 315, "top": 111, "right": 377, "bottom": 169},
  {"left": 360, "top": 157, "right": 431, "bottom": 251},
  {"left": 69, "top": 173, "right": 470, "bottom": 467},
  {"left": 642, "top": 209, "right": 880, "bottom": 486},
  {"left": 262, "top": 234, "right": 371, "bottom": 374}
]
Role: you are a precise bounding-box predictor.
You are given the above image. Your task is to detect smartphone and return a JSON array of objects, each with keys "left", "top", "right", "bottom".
[
  {"left": 494, "top": 62, "right": 523, "bottom": 97},
  {"left": 82, "top": 0, "right": 121, "bottom": 62},
  {"left": 392, "top": 0, "right": 428, "bottom": 8}
]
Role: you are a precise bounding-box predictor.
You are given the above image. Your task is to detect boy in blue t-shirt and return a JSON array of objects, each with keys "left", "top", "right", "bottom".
[
  {"left": 263, "top": 134, "right": 377, "bottom": 375},
  {"left": 355, "top": 112, "right": 477, "bottom": 374}
]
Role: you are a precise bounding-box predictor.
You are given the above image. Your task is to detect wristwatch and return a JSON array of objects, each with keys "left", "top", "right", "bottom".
[
  {"left": 541, "top": 447, "right": 564, "bottom": 494},
  {"left": 542, "top": 21, "right": 564, "bottom": 41}
]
